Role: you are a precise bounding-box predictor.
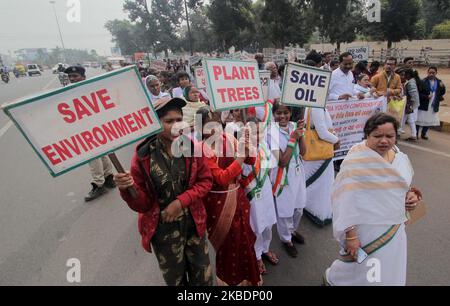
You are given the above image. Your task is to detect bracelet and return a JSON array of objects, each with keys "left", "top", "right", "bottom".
[{"left": 345, "top": 236, "right": 359, "bottom": 241}]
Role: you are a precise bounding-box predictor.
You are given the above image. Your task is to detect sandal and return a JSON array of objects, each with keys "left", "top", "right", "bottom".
[
  {"left": 262, "top": 251, "right": 280, "bottom": 265},
  {"left": 258, "top": 259, "right": 267, "bottom": 275}
]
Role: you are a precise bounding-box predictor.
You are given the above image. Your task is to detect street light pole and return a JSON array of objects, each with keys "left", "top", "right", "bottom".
[
  {"left": 183, "top": 0, "right": 193, "bottom": 56},
  {"left": 50, "top": 1, "right": 67, "bottom": 63}
]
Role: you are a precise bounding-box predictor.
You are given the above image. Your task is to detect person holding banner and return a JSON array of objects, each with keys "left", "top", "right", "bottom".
[
  {"left": 353, "top": 74, "right": 376, "bottom": 99},
  {"left": 268, "top": 102, "right": 307, "bottom": 258},
  {"left": 241, "top": 117, "right": 279, "bottom": 275},
  {"left": 328, "top": 53, "right": 357, "bottom": 101},
  {"left": 303, "top": 107, "right": 340, "bottom": 227},
  {"left": 325, "top": 113, "right": 421, "bottom": 286},
  {"left": 199, "top": 110, "right": 262, "bottom": 286},
  {"left": 114, "top": 97, "right": 214, "bottom": 286}
]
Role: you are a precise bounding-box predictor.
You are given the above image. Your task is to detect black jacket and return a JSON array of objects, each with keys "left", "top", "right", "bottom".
[{"left": 419, "top": 78, "right": 446, "bottom": 113}]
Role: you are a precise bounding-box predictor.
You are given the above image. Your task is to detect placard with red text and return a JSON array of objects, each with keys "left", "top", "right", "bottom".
[
  {"left": 203, "top": 58, "right": 265, "bottom": 111},
  {"left": 2, "top": 66, "right": 162, "bottom": 177}
]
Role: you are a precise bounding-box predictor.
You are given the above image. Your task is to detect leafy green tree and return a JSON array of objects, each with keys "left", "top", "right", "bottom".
[
  {"left": 432, "top": 20, "right": 450, "bottom": 38},
  {"left": 422, "top": 0, "right": 450, "bottom": 34},
  {"left": 363, "top": 0, "right": 421, "bottom": 49},
  {"left": 259, "top": 0, "right": 313, "bottom": 48},
  {"left": 311, "top": 0, "right": 365, "bottom": 52},
  {"left": 207, "top": 0, "right": 255, "bottom": 51},
  {"left": 105, "top": 20, "right": 143, "bottom": 55}
]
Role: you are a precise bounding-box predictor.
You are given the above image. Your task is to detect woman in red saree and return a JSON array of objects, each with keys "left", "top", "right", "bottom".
[{"left": 199, "top": 108, "right": 261, "bottom": 286}]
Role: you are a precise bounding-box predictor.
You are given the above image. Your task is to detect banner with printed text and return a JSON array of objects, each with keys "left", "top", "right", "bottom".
[{"left": 327, "top": 97, "right": 387, "bottom": 160}]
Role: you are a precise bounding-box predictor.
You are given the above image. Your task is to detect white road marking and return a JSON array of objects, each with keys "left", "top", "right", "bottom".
[
  {"left": 0, "top": 120, "right": 13, "bottom": 139},
  {"left": 43, "top": 77, "right": 59, "bottom": 90},
  {"left": 399, "top": 141, "right": 450, "bottom": 159}
]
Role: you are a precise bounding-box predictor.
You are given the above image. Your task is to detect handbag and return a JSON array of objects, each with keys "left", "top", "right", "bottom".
[{"left": 303, "top": 109, "right": 335, "bottom": 161}]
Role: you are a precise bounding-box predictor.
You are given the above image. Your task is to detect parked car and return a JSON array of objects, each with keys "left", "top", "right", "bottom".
[{"left": 27, "top": 64, "right": 42, "bottom": 77}]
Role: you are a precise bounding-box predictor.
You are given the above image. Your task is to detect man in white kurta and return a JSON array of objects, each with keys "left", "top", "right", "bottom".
[{"left": 328, "top": 53, "right": 355, "bottom": 101}]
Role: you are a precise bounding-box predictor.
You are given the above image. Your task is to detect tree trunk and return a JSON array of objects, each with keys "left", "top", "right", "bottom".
[
  {"left": 336, "top": 42, "right": 341, "bottom": 53},
  {"left": 387, "top": 40, "right": 393, "bottom": 50}
]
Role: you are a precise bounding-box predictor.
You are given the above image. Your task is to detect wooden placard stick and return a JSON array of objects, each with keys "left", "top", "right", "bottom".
[{"left": 108, "top": 152, "right": 138, "bottom": 199}]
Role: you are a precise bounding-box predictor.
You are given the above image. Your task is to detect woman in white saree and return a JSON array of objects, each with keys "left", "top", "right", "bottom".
[{"left": 325, "top": 113, "right": 422, "bottom": 286}]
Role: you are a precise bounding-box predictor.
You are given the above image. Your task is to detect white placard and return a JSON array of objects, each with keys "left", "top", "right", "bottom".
[
  {"left": 203, "top": 58, "right": 265, "bottom": 111},
  {"left": 281, "top": 63, "right": 332, "bottom": 109},
  {"left": 259, "top": 70, "right": 271, "bottom": 102},
  {"left": 3, "top": 66, "right": 162, "bottom": 177},
  {"left": 194, "top": 67, "right": 207, "bottom": 89},
  {"left": 347, "top": 46, "right": 370, "bottom": 62}
]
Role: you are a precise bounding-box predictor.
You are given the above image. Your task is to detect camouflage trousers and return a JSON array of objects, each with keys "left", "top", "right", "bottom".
[{"left": 152, "top": 210, "right": 213, "bottom": 286}]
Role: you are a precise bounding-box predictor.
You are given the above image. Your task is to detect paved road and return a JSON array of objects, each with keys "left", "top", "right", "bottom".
[{"left": 1, "top": 73, "right": 449, "bottom": 286}]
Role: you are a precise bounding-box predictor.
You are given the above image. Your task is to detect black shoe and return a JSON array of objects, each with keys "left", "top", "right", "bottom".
[
  {"left": 292, "top": 232, "right": 306, "bottom": 245},
  {"left": 85, "top": 183, "right": 107, "bottom": 202},
  {"left": 283, "top": 242, "right": 298, "bottom": 258},
  {"left": 421, "top": 135, "right": 429, "bottom": 140},
  {"left": 104, "top": 174, "right": 116, "bottom": 189}
]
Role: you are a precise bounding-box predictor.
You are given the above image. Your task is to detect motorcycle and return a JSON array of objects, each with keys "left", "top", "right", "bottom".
[
  {"left": 1, "top": 72, "right": 9, "bottom": 84},
  {"left": 58, "top": 72, "right": 69, "bottom": 87}
]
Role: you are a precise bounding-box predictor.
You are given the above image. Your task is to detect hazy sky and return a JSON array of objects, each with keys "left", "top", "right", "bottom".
[{"left": 0, "top": 0, "right": 129, "bottom": 56}]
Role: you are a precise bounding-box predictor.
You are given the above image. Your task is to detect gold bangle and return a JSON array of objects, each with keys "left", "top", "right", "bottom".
[{"left": 346, "top": 236, "right": 359, "bottom": 241}]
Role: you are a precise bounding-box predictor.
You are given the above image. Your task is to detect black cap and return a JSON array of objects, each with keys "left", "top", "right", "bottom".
[{"left": 64, "top": 66, "right": 86, "bottom": 76}]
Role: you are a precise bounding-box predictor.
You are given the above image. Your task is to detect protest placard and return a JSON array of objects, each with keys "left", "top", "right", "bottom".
[
  {"left": 327, "top": 97, "right": 387, "bottom": 159},
  {"left": 189, "top": 55, "right": 203, "bottom": 66},
  {"left": 296, "top": 48, "right": 306, "bottom": 61},
  {"left": 271, "top": 54, "right": 287, "bottom": 66},
  {"left": 150, "top": 60, "right": 167, "bottom": 71},
  {"left": 281, "top": 62, "right": 331, "bottom": 109},
  {"left": 241, "top": 51, "right": 256, "bottom": 61},
  {"left": 259, "top": 70, "right": 271, "bottom": 102},
  {"left": 232, "top": 51, "right": 243, "bottom": 60},
  {"left": 263, "top": 48, "right": 276, "bottom": 59},
  {"left": 2, "top": 66, "right": 162, "bottom": 177},
  {"left": 202, "top": 58, "right": 265, "bottom": 111},
  {"left": 347, "top": 46, "right": 370, "bottom": 62},
  {"left": 194, "top": 67, "right": 207, "bottom": 89}
]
